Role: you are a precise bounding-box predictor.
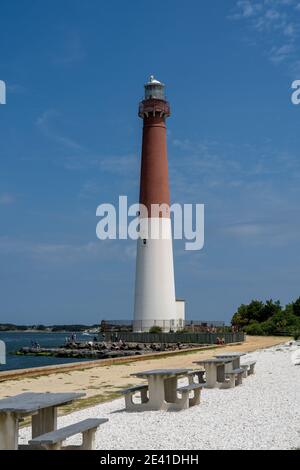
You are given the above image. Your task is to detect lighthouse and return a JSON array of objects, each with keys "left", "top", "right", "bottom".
[{"left": 133, "top": 76, "right": 185, "bottom": 332}]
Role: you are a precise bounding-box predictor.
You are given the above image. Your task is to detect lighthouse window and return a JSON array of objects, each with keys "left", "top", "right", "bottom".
[
  {"left": 143, "top": 239, "right": 147, "bottom": 246},
  {"left": 145, "top": 85, "right": 164, "bottom": 100}
]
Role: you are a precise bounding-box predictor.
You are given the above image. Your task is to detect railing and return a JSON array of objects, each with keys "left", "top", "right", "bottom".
[
  {"left": 100, "top": 319, "right": 226, "bottom": 333},
  {"left": 101, "top": 332, "right": 244, "bottom": 345},
  {"left": 138, "top": 98, "right": 170, "bottom": 118}
]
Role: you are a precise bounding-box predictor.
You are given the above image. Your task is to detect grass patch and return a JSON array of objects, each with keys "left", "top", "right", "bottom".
[
  {"left": 59, "top": 391, "right": 121, "bottom": 414},
  {"left": 110, "top": 361, "right": 132, "bottom": 367}
]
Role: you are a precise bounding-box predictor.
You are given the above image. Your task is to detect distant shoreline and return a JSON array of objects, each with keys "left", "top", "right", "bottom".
[
  {"left": 0, "top": 323, "right": 99, "bottom": 333},
  {"left": 0, "top": 330, "right": 86, "bottom": 334}
]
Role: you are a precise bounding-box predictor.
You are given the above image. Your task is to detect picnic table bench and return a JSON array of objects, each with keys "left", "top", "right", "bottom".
[
  {"left": 221, "top": 368, "right": 244, "bottom": 388},
  {"left": 120, "top": 384, "right": 149, "bottom": 409},
  {"left": 214, "top": 352, "right": 246, "bottom": 370},
  {"left": 214, "top": 353, "right": 256, "bottom": 379},
  {"left": 193, "top": 358, "right": 234, "bottom": 388},
  {"left": 177, "top": 383, "right": 205, "bottom": 408},
  {"left": 122, "top": 369, "right": 198, "bottom": 411},
  {"left": 186, "top": 369, "right": 206, "bottom": 385},
  {"left": 240, "top": 361, "right": 256, "bottom": 377},
  {"left": 28, "top": 418, "right": 108, "bottom": 450},
  {"left": 0, "top": 392, "right": 85, "bottom": 450}
]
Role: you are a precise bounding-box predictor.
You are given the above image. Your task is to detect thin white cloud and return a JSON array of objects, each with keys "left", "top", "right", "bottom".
[
  {"left": 6, "top": 84, "right": 26, "bottom": 94},
  {"left": 270, "top": 43, "right": 295, "bottom": 63},
  {"left": 64, "top": 154, "right": 137, "bottom": 173},
  {"left": 169, "top": 137, "right": 300, "bottom": 247},
  {"left": 171, "top": 138, "right": 300, "bottom": 189},
  {"left": 229, "top": 0, "right": 300, "bottom": 70},
  {"left": 223, "top": 220, "right": 300, "bottom": 247},
  {"left": 0, "top": 237, "right": 132, "bottom": 264},
  {"left": 229, "top": 1, "right": 263, "bottom": 19},
  {"left": 36, "top": 110, "right": 83, "bottom": 150},
  {"left": 224, "top": 222, "right": 266, "bottom": 237},
  {"left": 52, "top": 33, "right": 85, "bottom": 66},
  {"left": 0, "top": 193, "right": 15, "bottom": 205}
]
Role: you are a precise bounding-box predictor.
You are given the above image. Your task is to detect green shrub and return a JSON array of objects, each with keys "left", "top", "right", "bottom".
[
  {"left": 149, "top": 326, "right": 163, "bottom": 334},
  {"left": 259, "top": 321, "right": 275, "bottom": 336},
  {"left": 244, "top": 322, "right": 265, "bottom": 336}
]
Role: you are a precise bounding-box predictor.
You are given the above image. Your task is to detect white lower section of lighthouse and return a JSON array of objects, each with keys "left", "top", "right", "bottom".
[{"left": 133, "top": 218, "right": 185, "bottom": 332}]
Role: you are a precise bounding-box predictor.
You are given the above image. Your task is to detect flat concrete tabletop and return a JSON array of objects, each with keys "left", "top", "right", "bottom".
[
  {"left": 132, "top": 369, "right": 191, "bottom": 378},
  {"left": 215, "top": 352, "right": 246, "bottom": 358},
  {"left": 193, "top": 358, "right": 234, "bottom": 365},
  {"left": 0, "top": 392, "right": 85, "bottom": 414}
]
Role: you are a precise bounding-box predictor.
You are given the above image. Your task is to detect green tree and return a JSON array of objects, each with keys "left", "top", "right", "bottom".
[
  {"left": 284, "top": 297, "right": 300, "bottom": 317},
  {"left": 231, "top": 300, "right": 264, "bottom": 327},
  {"left": 292, "top": 297, "right": 300, "bottom": 317},
  {"left": 232, "top": 299, "right": 282, "bottom": 328},
  {"left": 232, "top": 297, "right": 300, "bottom": 336},
  {"left": 268, "top": 310, "right": 300, "bottom": 334},
  {"left": 258, "top": 299, "right": 282, "bottom": 323}
]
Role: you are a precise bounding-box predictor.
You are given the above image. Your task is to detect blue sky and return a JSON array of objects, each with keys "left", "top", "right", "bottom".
[{"left": 0, "top": 0, "right": 300, "bottom": 324}]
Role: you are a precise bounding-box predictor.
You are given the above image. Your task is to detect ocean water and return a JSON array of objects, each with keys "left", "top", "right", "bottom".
[{"left": 0, "top": 332, "right": 95, "bottom": 371}]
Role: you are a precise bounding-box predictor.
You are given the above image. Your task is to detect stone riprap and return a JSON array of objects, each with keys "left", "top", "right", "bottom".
[{"left": 17, "top": 341, "right": 202, "bottom": 359}]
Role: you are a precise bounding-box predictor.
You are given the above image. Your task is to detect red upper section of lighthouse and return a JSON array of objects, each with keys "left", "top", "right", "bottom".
[
  {"left": 138, "top": 76, "right": 171, "bottom": 218},
  {"left": 138, "top": 98, "right": 170, "bottom": 119}
]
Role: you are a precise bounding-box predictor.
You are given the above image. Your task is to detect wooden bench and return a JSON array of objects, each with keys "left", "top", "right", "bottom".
[
  {"left": 187, "top": 369, "right": 206, "bottom": 385},
  {"left": 241, "top": 361, "right": 256, "bottom": 377},
  {"left": 28, "top": 418, "right": 108, "bottom": 450},
  {"left": 121, "top": 384, "right": 149, "bottom": 410},
  {"left": 177, "top": 383, "right": 205, "bottom": 408},
  {"left": 222, "top": 368, "right": 244, "bottom": 388}
]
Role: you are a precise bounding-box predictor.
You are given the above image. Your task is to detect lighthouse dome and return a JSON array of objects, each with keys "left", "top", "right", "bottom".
[{"left": 144, "top": 75, "right": 165, "bottom": 100}]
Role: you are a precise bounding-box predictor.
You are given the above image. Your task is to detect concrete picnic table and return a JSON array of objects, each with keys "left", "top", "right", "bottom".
[
  {"left": 0, "top": 392, "right": 85, "bottom": 450},
  {"left": 131, "top": 369, "right": 191, "bottom": 411},
  {"left": 214, "top": 352, "right": 246, "bottom": 370},
  {"left": 193, "top": 358, "right": 234, "bottom": 388}
]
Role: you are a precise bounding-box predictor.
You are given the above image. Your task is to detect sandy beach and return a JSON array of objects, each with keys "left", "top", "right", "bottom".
[{"left": 0, "top": 336, "right": 289, "bottom": 412}]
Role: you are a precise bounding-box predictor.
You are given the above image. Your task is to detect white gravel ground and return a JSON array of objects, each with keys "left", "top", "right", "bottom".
[{"left": 19, "top": 343, "right": 300, "bottom": 450}]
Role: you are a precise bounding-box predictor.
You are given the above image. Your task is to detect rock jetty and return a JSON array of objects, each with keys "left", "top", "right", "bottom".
[{"left": 17, "top": 341, "right": 199, "bottom": 359}]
